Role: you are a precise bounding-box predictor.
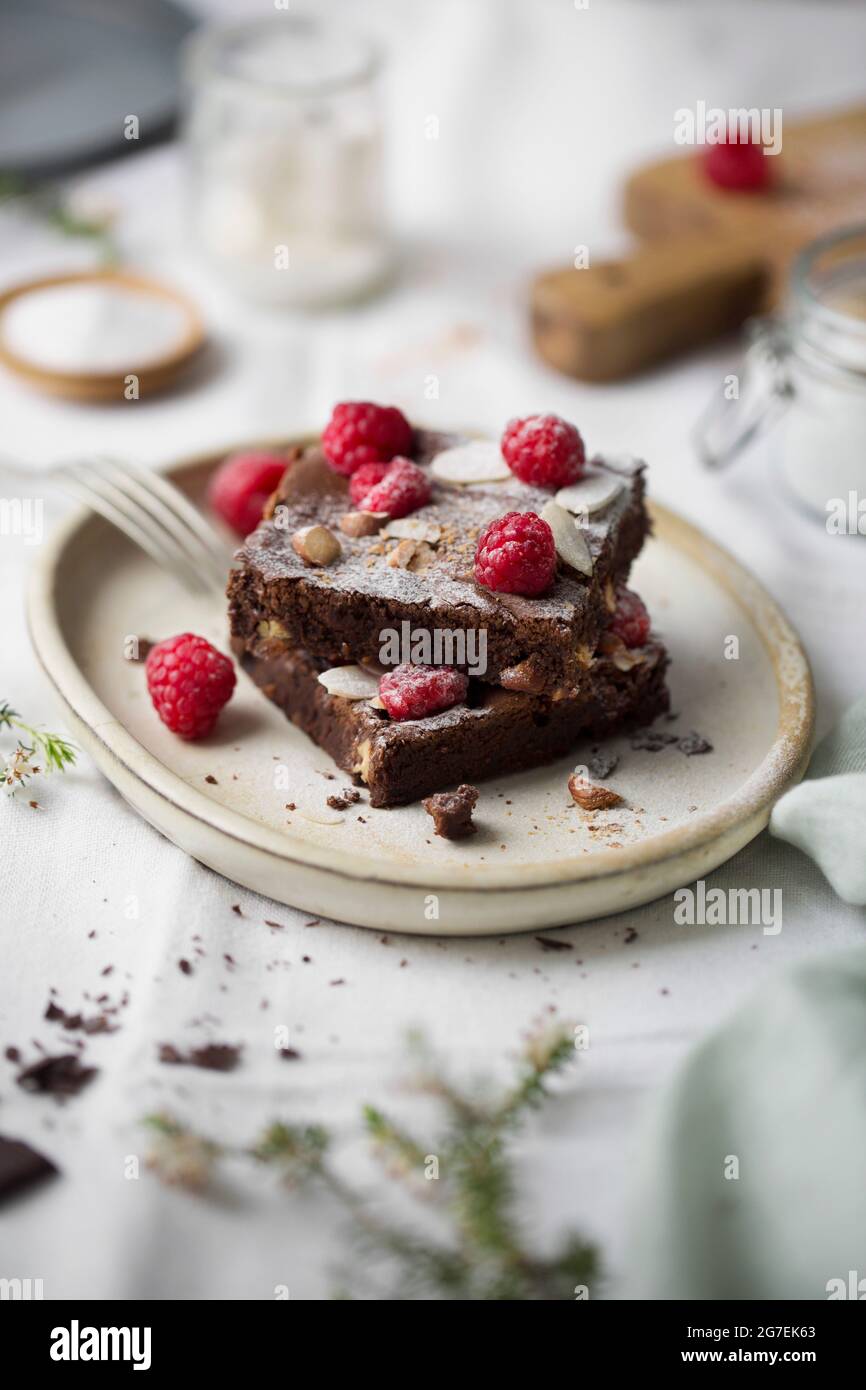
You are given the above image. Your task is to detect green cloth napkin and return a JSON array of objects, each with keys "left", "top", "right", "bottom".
[
  {"left": 628, "top": 948, "right": 866, "bottom": 1300},
  {"left": 770, "top": 696, "right": 866, "bottom": 904}
]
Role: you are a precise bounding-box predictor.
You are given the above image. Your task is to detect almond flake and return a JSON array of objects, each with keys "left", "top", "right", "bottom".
[
  {"left": 430, "top": 440, "right": 511, "bottom": 486},
  {"left": 317, "top": 666, "right": 380, "bottom": 700},
  {"left": 539, "top": 500, "right": 593, "bottom": 576},
  {"left": 383, "top": 518, "right": 442, "bottom": 543},
  {"left": 555, "top": 469, "right": 624, "bottom": 516}
]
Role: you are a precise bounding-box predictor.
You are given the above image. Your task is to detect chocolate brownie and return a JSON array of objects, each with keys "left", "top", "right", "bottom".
[
  {"left": 233, "top": 635, "right": 669, "bottom": 807},
  {"left": 227, "top": 432, "right": 649, "bottom": 695}
]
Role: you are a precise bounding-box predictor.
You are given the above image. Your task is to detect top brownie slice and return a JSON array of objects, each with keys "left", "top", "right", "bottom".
[{"left": 227, "top": 430, "right": 649, "bottom": 694}]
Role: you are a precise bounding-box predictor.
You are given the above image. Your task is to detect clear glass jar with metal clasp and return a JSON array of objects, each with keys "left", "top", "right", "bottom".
[
  {"left": 696, "top": 224, "right": 866, "bottom": 525},
  {"left": 184, "top": 13, "right": 390, "bottom": 309}
]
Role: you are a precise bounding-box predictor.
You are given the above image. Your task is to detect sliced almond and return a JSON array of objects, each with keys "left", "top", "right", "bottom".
[
  {"left": 339, "top": 510, "right": 388, "bottom": 538},
  {"left": 430, "top": 440, "right": 511, "bottom": 486},
  {"left": 383, "top": 518, "right": 442, "bottom": 543},
  {"left": 555, "top": 469, "right": 624, "bottom": 516},
  {"left": 539, "top": 500, "right": 593, "bottom": 577},
  {"left": 292, "top": 524, "right": 341, "bottom": 566},
  {"left": 317, "top": 666, "right": 380, "bottom": 700},
  {"left": 568, "top": 775, "right": 623, "bottom": 810}
]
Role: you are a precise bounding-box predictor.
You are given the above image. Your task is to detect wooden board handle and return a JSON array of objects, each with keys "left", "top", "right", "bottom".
[{"left": 530, "top": 237, "right": 769, "bottom": 382}]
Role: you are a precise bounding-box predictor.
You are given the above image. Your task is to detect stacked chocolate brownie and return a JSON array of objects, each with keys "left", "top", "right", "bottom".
[{"left": 227, "top": 413, "right": 669, "bottom": 807}]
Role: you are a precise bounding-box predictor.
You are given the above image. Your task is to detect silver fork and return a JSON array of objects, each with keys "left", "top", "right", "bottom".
[{"left": 2, "top": 454, "right": 232, "bottom": 596}]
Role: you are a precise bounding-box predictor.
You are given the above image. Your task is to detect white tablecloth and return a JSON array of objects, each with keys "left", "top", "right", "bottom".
[{"left": 2, "top": 0, "right": 865, "bottom": 1299}]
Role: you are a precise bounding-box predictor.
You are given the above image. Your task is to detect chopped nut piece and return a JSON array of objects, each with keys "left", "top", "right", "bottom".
[
  {"left": 292, "top": 524, "right": 341, "bottom": 566},
  {"left": 385, "top": 538, "right": 436, "bottom": 571},
  {"left": 499, "top": 659, "right": 546, "bottom": 694},
  {"left": 338, "top": 510, "right": 388, "bottom": 538},
  {"left": 568, "top": 774, "right": 623, "bottom": 810},
  {"left": 387, "top": 538, "right": 421, "bottom": 569}
]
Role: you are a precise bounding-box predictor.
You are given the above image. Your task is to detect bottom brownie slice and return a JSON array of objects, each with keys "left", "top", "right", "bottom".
[{"left": 234, "top": 637, "right": 669, "bottom": 808}]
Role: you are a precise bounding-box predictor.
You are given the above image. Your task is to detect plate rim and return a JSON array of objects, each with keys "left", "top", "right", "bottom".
[{"left": 26, "top": 440, "right": 816, "bottom": 896}]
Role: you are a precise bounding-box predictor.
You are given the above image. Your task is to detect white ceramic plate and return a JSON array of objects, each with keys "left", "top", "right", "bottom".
[{"left": 27, "top": 444, "right": 814, "bottom": 935}]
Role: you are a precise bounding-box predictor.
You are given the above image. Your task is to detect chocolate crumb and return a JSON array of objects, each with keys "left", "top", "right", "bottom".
[
  {"left": 16, "top": 1053, "right": 98, "bottom": 1098},
  {"left": 677, "top": 731, "right": 713, "bottom": 756},
  {"left": 279, "top": 1048, "right": 302, "bottom": 1061},
  {"left": 630, "top": 728, "right": 678, "bottom": 753},
  {"left": 329, "top": 978, "right": 346, "bottom": 986},
  {"left": 624, "top": 926, "right": 639, "bottom": 945},
  {"left": 535, "top": 936, "right": 573, "bottom": 952},
  {"left": 587, "top": 749, "right": 619, "bottom": 780},
  {"left": 204, "top": 774, "right": 218, "bottom": 785},
  {"left": 422, "top": 783, "right": 478, "bottom": 839},
  {"left": 264, "top": 920, "right": 285, "bottom": 930},
  {"left": 44, "top": 1000, "right": 117, "bottom": 1035},
  {"left": 232, "top": 904, "right": 243, "bottom": 916},
  {"left": 158, "top": 1042, "right": 241, "bottom": 1072},
  {"left": 5, "top": 1046, "right": 21, "bottom": 1064},
  {"left": 178, "top": 959, "right": 193, "bottom": 976},
  {"left": 326, "top": 788, "right": 361, "bottom": 811}
]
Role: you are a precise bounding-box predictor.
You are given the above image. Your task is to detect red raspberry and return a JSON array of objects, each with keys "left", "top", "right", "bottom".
[
  {"left": 474, "top": 511, "right": 556, "bottom": 597},
  {"left": 379, "top": 664, "right": 468, "bottom": 721},
  {"left": 609, "top": 585, "right": 651, "bottom": 648},
  {"left": 146, "top": 633, "right": 236, "bottom": 740},
  {"left": 703, "top": 136, "right": 772, "bottom": 192},
  {"left": 357, "top": 457, "right": 431, "bottom": 519},
  {"left": 501, "top": 414, "right": 586, "bottom": 489},
  {"left": 322, "top": 401, "right": 413, "bottom": 477},
  {"left": 208, "top": 451, "right": 288, "bottom": 538},
  {"left": 349, "top": 461, "right": 389, "bottom": 507}
]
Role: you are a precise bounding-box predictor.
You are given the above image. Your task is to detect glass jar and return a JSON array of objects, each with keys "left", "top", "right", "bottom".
[
  {"left": 184, "top": 14, "right": 390, "bottom": 309},
  {"left": 695, "top": 224, "right": 866, "bottom": 521}
]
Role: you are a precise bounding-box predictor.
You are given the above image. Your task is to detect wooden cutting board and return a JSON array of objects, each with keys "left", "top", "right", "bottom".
[{"left": 531, "top": 105, "right": 866, "bottom": 382}]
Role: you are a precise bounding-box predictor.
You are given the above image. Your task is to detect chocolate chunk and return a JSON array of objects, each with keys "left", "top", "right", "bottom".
[
  {"left": 0, "top": 1134, "right": 58, "bottom": 1203},
  {"left": 16, "top": 1054, "right": 98, "bottom": 1098},
  {"left": 422, "top": 784, "right": 479, "bottom": 839},
  {"left": 677, "top": 731, "right": 713, "bottom": 756}
]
